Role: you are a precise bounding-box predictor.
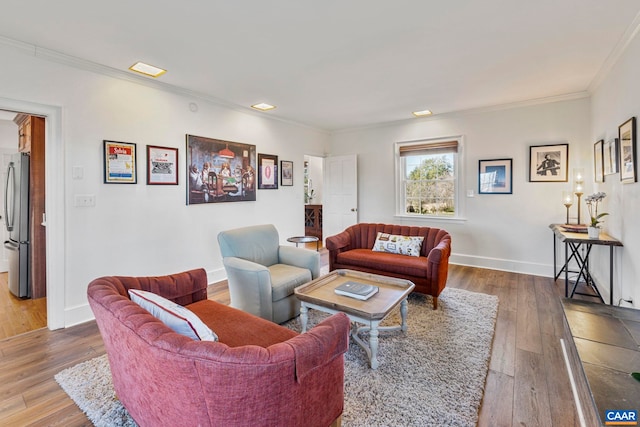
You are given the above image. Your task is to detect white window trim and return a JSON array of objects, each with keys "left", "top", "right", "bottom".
[{"left": 394, "top": 135, "right": 466, "bottom": 221}]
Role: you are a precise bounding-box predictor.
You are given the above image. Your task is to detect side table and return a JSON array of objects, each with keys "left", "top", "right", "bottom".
[{"left": 287, "top": 235, "right": 320, "bottom": 251}]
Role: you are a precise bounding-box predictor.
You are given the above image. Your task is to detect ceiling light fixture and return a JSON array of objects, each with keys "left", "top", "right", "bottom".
[
  {"left": 251, "top": 103, "right": 276, "bottom": 111},
  {"left": 412, "top": 109, "right": 433, "bottom": 117},
  {"left": 128, "top": 62, "right": 167, "bottom": 78}
]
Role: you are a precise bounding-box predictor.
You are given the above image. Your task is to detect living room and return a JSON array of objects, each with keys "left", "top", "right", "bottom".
[{"left": 0, "top": 1, "right": 639, "bottom": 425}]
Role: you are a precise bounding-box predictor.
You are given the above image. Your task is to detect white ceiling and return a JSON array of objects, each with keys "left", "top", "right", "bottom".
[{"left": 1, "top": 1, "right": 640, "bottom": 131}]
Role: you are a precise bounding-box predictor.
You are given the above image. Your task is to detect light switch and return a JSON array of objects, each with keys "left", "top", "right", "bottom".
[
  {"left": 467, "top": 189, "right": 475, "bottom": 198},
  {"left": 72, "top": 166, "right": 84, "bottom": 180},
  {"left": 74, "top": 194, "right": 96, "bottom": 207}
]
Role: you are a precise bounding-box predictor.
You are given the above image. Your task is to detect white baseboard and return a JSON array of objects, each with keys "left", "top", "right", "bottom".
[
  {"left": 450, "top": 253, "right": 552, "bottom": 277},
  {"left": 63, "top": 267, "right": 229, "bottom": 328}
]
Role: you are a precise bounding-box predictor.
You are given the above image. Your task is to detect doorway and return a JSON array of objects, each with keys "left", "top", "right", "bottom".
[
  {"left": 304, "top": 155, "right": 324, "bottom": 242},
  {"left": 0, "top": 110, "right": 47, "bottom": 339}
]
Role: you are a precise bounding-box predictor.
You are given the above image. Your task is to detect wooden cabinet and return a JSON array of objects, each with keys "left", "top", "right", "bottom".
[
  {"left": 304, "top": 204, "right": 322, "bottom": 239},
  {"left": 13, "top": 114, "right": 47, "bottom": 299}
]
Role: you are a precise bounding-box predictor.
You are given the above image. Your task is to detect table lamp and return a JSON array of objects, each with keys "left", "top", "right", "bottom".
[{"left": 562, "top": 191, "right": 573, "bottom": 224}]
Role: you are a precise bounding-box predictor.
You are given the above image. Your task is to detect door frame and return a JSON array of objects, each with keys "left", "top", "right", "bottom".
[{"left": 0, "top": 96, "right": 64, "bottom": 330}]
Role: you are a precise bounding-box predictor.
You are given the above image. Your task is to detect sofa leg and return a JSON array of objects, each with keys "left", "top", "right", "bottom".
[
  {"left": 432, "top": 297, "right": 438, "bottom": 310},
  {"left": 330, "top": 414, "right": 342, "bottom": 427}
]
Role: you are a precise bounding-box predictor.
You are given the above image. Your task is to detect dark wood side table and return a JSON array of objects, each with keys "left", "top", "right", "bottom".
[
  {"left": 287, "top": 235, "right": 320, "bottom": 251},
  {"left": 550, "top": 224, "right": 623, "bottom": 305}
]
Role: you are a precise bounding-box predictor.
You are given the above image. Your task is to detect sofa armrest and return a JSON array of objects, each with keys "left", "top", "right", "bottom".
[
  {"left": 284, "top": 312, "right": 350, "bottom": 382},
  {"left": 426, "top": 236, "right": 452, "bottom": 295},
  {"left": 278, "top": 246, "right": 321, "bottom": 279},
  {"left": 325, "top": 230, "right": 351, "bottom": 252},
  {"left": 222, "top": 256, "right": 273, "bottom": 320}
]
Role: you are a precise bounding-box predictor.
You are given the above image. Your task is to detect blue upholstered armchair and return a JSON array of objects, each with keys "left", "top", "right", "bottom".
[{"left": 217, "top": 224, "right": 320, "bottom": 324}]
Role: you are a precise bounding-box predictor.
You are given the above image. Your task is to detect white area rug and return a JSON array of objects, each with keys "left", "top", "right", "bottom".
[{"left": 55, "top": 287, "right": 498, "bottom": 427}]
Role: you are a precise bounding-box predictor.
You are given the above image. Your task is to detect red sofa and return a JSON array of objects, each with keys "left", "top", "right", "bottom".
[
  {"left": 87, "top": 268, "right": 349, "bottom": 427},
  {"left": 326, "top": 223, "right": 451, "bottom": 309}
]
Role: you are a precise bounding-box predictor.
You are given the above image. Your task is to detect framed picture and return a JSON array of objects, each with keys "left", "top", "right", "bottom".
[
  {"left": 594, "top": 140, "right": 604, "bottom": 183},
  {"left": 603, "top": 138, "right": 619, "bottom": 176},
  {"left": 528, "top": 143, "right": 568, "bottom": 182},
  {"left": 281, "top": 160, "right": 293, "bottom": 186},
  {"left": 258, "top": 153, "right": 278, "bottom": 189},
  {"left": 478, "top": 158, "right": 512, "bottom": 194},
  {"left": 147, "top": 145, "right": 178, "bottom": 185},
  {"left": 104, "top": 140, "right": 137, "bottom": 184},
  {"left": 619, "top": 117, "right": 637, "bottom": 183},
  {"left": 185, "top": 134, "right": 256, "bottom": 204}
]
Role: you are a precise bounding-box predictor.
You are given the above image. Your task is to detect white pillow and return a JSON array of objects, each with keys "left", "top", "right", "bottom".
[
  {"left": 372, "top": 232, "right": 424, "bottom": 257},
  {"left": 128, "top": 289, "right": 218, "bottom": 341}
]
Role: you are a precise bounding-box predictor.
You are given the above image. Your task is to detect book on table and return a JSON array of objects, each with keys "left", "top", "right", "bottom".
[{"left": 334, "top": 281, "right": 379, "bottom": 300}]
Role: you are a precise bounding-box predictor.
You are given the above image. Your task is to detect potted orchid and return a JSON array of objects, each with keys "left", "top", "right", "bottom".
[{"left": 585, "top": 192, "right": 608, "bottom": 238}]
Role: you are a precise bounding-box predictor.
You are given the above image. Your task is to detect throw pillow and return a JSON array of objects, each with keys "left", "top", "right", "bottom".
[
  {"left": 128, "top": 289, "right": 218, "bottom": 341},
  {"left": 372, "top": 232, "right": 424, "bottom": 257}
]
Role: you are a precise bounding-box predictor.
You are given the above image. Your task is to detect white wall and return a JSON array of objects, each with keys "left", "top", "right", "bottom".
[
  {"left": 590, "top": 29, "right": 640, "bottom": 308},
  {"left": 329, "top": 97, "right": 592, "bottom": 277},
  {"left": 0, "top": 120, "right": 17, "bottom": 149},
  {"left": 0, "top": 42, "right": 330, "bottom": 326},
  {"left": 305, "top": 155, "right": 324, "bottom": 204}
]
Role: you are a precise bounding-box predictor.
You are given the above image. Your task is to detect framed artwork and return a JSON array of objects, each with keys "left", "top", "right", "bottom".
[
  {"left": 594, "top": 140, "right": 604, "bottom": 183},
  {"left": 258, "top": 153, "right": 278, "bottom": 189},
  {"left": 281, "top": 160, "right": 293, "bottom": 186},
  {"left": 478, "top": 158, "right": 512, "bottom": 194},
  {"left": 185, "top": 134, "right": 256, "bottom": 204},
  {"left": 104, "top": 140, "right": 137, "bottom": 184},
  {"left": 147, "top": 145, "right": 178, "bottom": 185},
  {"left": 619, "top": 117, "right": 637, "bottom": 183},
  {"left": 528, "top": 143, "right": 568, "bottom": 182},
  {"left": 603, "top": 138, "right": 619, "bottom": 176}
]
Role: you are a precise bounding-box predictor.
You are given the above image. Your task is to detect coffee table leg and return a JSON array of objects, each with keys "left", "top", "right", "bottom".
[
  {"left": 400, "top": 298, "right": 408, "bottom": 332},
  {"left": 369, "top": 320, "right": 380, "bottom": 369},
  {"left": 300, "top": 303, "right": 309, "bottom": 333}
]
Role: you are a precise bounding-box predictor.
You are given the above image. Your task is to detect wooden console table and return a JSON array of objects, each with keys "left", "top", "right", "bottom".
[{"left": 550, "top": 224, "right": 622, "bottom": 305}]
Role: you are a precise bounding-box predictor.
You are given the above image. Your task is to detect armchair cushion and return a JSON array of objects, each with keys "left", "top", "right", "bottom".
[
  {"left": 128, "top": 289, "right": 218, "bottom": 341},
  {"left": 269, "top": 264, "right": 313, "bottom": 301}
]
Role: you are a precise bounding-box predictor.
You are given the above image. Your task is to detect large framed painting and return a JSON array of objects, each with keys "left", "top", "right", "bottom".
[
  {"left": 528, "top": 143, "right": 568, "bottom": 182},
  {"left": 185, "top": 134, "right": 256, "bottom": 204},
  {"left": 478, "top": 158, "right": 512, "bottom": 194},
  {"left": 619, "top": 117, "right": 637, "bottom": 184}
]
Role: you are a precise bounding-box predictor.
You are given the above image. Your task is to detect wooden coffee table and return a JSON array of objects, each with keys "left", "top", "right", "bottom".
[{"left": 294, "top": 269, "right": 415, "bottom": 369}]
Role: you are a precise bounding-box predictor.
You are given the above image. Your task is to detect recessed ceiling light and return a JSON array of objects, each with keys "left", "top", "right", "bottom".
[
  {"left": 128, "top": 62, "right": 167, "bottom": 78},
  {"left": 251, "top": 103, "right": 276, "bottom": 111},
  {"left": 412, "top": 109, "right": 433, "bottom": 117}
]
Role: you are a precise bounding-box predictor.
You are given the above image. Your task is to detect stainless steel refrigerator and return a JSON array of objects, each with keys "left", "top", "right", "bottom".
[{"left": 4, "top": 152, "right": 30, "bottom": 298}]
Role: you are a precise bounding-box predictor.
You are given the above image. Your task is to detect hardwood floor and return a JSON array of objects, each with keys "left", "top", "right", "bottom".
[
  {"left": 0, "top": 272, "right": 47, "bottom": 340},
  {"left": 0, "top": 261, "right": 587, "bottom": 426}
]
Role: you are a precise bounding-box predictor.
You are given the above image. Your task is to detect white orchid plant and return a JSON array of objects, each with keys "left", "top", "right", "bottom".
[{"left": 585, "top": 192, "right": 608, "bottom": 228}]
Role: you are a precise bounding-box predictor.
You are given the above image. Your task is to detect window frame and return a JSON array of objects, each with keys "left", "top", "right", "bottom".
[{"left": 394, "top": 136, "right": 465, "bottom": 222}]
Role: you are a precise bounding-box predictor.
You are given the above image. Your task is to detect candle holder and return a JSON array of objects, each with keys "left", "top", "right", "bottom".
[
  {"left": 562, "top": 191, "right": 573, "bottom": 224},
  {"left": 573, "top": 168, "right": 584, "bottom": 225}
]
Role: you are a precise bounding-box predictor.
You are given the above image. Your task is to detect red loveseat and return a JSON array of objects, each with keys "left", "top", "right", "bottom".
[
  {"left": 326, "top": 223, "right": 451, "bottom": 309},
  {"left": 87, "top": 268, "right": 349, "bottom": 427}
]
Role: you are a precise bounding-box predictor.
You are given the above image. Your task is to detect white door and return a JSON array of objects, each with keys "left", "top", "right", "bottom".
[
  {"left": 0, "top": 148, "right": 16, "bottom": 272},
  {"left": 323, "top": 154, "right": 358, "bottom": 241}
]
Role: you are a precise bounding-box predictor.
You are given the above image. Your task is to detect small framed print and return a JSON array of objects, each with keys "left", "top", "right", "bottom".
[
  {"left": 104, "top": 140, "right": 137, "bottom": 184},
  {"left": 147, "top": 145, "right": 178, "bottom": 185},
  {"left": 529, "top": 143, "right": 568, "bottom": 182},
  {"left": 603, "top": 138, "right": 619, "bottom": 176},
  {"left": 479, "top": 158, "right": 512, "bottom": 194},
  {"left": 258, "top": 153, "right": 278, "bottom": 189},
  {"left": 594, "top": 140, "right": 604, "bottom": 183},
  {"left": 280, "top": 160, "right": 293, "bottom": 186},
  {"left": 619, "top": 117, "right": 637, "bottom": 183}
]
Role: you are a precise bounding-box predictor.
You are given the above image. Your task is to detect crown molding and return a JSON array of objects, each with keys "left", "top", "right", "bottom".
[
  {"left": 332, "top": 91, "right": 590, "bottom": 135},
  {"left": 588, "top": 9, "right": 640, "bottom": 93}
]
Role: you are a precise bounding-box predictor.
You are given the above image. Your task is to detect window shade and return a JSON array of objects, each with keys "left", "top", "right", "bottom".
[{"left": 399, "top": 140, "right": 458, "bottom": 157}]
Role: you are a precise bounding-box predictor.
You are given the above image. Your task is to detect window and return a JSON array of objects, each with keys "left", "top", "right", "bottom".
[{"left": 396, "top": 137, "right": 461, "bottom": 218}]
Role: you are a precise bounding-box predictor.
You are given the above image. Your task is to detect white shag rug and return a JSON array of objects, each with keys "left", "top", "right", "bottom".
[{"left": 55, "top": 287, "right": 498, "bottom": 427}]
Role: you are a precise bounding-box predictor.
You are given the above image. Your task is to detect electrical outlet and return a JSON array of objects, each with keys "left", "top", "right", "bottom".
[{"left": 74, "top": 194, "right": 96, "bottom": 207}]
